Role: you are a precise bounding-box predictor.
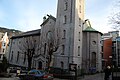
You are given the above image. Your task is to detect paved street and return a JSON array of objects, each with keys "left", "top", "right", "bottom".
[{"left": 0, "top": 73, "right": 112, "bottom": 80}]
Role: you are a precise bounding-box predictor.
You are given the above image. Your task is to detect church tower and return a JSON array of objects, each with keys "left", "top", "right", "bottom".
[{"left": 54, "top": 0, "right": 85, "bottom": 69}]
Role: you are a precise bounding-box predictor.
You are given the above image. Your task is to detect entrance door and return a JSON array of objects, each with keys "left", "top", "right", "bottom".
[{"left": 38, "top": 61, "right": 42, "bottom": 70}]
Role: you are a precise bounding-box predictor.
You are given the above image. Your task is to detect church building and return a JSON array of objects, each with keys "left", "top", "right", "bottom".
[
  {"left": 40, "top": 0, "right": 102, "bottom": 73},
  {"left": 8, "top": 0, "right": 102, "bottom": 73}
]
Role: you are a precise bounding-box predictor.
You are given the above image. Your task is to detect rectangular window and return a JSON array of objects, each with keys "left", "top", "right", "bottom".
[
  {"left": 61, "top": 45, "right": 65, "bottom": 55},
  {"left": 79, "top": 32, "right": 80, "bottom": 41},
  {"left": 78, "top": 46, "right": 80, "bottom": 56}
]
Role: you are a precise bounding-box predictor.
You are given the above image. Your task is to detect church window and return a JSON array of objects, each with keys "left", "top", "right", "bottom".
[
  {"left": 11, "top": 53, "right": 13, "bottom": 62},
  {"left": 79, "top": 18, "right": 81, "bottom": 27},
  {"left": 63, "top": 30, "right": 66, "bottom": 39},
  {"left": 92, "top": 41, "right": 96, "bottom": 45},
  {"left": 79, "top": 5, "right": 81, "bottom": 13},
  {"left": 61, "top": 61, "right": 64, "bottom": 69},
  {"left": 16, "top": 51, "right": 19, "bottom": 63},
  {"left": 23, "top": 52, "right": 26, "bottom": 64},
  {"left": 44, "top": 43, "right": 47, "bottom": 54},
  {"left": 64, "top": 2, "right": 68, "bottom": 11},
  {"left": 63, "top": 15, "right": 67, "bottom": 24},
  {"left": 61, "top": 45, "right": 65, "bottom": 55},
  {"left": 78, "top": 32, "right": 80, "bottom": 41},
  {"left": 47, "top": 31, "right": 52, "bottom": 41},
  {"left": 78, "top": 46, "right": 80, "bottom": 56},
  {"left": 91, "top": 52, "right": 96, "bottom": 67}
]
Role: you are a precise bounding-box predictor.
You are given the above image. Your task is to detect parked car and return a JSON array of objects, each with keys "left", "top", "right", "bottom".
[
  {"left": 19, "top": 69, "right": 53, "bottom": 80},
  {"left": 46, "top": 67, "right": 72, "bottom": 79},
  {"left": 9, "top": 67, "right": 22, "bottom": 73}
]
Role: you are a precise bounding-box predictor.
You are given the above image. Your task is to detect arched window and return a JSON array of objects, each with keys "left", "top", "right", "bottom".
[
  {"left": 91, "top": 52, "right": 96, "bottom": 67},
  {"left": 61, "top": 61, "right": 64, "bottom": 69},
  {"left": 78, "top": 32, "right": 80, "bottom": 41},
  {"left": 44, "top": 43, "right": 47, "bottom": 54},
  {"left": 61, "top": 45, "right": 65, "bottom": 55},
  {"left": 23, "top": 52, "right": 26, "bottom": 64},
  {"left": 16, "top": 51, "right": 19, "bottom": 63},
  {"left": 11, "top": 51, "right": 13, "bottom": 62},
  {"left": 78, "top": 46, "right": 80, "bottom": 56},
  {"left": 63, "top": 30, "right": 66, "bottom": 39}
]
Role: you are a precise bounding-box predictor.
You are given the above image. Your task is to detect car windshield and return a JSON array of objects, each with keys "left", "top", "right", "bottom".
[
  {"left": 39, "top": 70, "right": 44, "bottom": 74},
  {"left": 28, "top": 71, "right": 36, "bottom": 75},
  {"left": 28, "top": 70, "right": 45, "bottom": 75}
]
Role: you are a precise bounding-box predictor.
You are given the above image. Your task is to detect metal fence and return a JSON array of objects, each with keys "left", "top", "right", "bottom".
[{"left": 112, "top": 67, "right": 120, "bottom": 80}]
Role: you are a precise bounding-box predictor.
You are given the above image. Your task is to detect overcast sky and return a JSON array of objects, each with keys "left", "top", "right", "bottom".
[{"left": 0, "top": 0, "right": 117, "bottom": 33}]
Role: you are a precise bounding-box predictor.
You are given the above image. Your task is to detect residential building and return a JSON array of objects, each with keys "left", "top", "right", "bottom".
[{"left": 0, "top": 32, "right": 9, "bottom": 62}]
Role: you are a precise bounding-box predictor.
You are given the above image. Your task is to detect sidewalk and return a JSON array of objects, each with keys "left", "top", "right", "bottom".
[
  {"left": 80, "top": 73, "right": 112, "bottom": 80},
  {"left": 54, "top": 73, "right": 112, "bottom": 80}
]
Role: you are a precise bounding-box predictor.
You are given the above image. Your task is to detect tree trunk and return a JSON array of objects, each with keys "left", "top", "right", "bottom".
[{"left": 28, "top": 57, "right": 32, "bottom": 70}]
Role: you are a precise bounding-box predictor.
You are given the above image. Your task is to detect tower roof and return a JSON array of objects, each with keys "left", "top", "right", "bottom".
[
  {"left": 84, "top": 26, "right": 97, "bottom": 32},
  {"left": 83, "top": 19, "right": 103, "bottom": 35},
  {"left": 83, "top": 26, "right": 103, "bottom": 35}
]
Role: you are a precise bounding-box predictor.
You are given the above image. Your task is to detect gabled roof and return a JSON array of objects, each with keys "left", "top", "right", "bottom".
[{"left": 40, "top": 15, "right": 56, "bottom": 26}]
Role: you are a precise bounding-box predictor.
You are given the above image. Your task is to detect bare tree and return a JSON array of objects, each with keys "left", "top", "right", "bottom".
[
  {"left": 19, "top": 36, "right": 40, "bottom": 70},
  {"left": 46, "top": 30, "right": 59, "bottom": 67},
  {"left": 109, "top": 12, "right": 120, "bottom": 30},
  {"left": 109, "top": 0, "right": 120, "bottom": 30}
]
